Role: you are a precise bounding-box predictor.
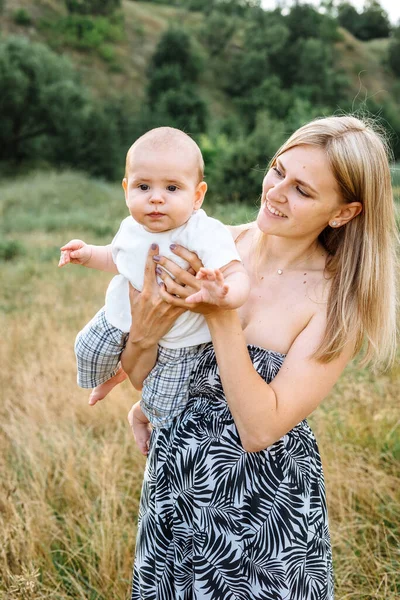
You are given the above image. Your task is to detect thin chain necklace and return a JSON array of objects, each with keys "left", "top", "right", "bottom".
[{"left": 275, "top": 246, "right": 319, "bottom": 276}]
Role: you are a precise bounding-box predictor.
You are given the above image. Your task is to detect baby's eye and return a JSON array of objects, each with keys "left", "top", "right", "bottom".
[
  {"left": 139, "top": 184, "right": 149, "bottom": 191},
  {"left": 167, "top": 185, "right": 178, "bottom": 192}
]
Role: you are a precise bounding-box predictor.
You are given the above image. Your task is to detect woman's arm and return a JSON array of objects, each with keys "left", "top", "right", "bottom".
[
  {"left": 205, "top": 308, "right": 353, "bottom": 452},
  {"left": 153, "top": 248, "right": 354, "bottom": 452}
]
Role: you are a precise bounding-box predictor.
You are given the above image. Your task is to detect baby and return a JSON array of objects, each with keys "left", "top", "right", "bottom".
[{"left": 59, "top": 127, "right": 250, "bottom": 453}]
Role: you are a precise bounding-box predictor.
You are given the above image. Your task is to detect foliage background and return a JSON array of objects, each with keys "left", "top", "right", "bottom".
[{"left": 0, "top": 0, "right": 399, "bottom": 598}]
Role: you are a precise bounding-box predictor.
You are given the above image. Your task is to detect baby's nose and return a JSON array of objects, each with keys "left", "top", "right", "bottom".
[{"left": 150, "top": 192, "right": 165, "bottom": 204}]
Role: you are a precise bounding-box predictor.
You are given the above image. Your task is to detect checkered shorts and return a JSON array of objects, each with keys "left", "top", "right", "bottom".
[
  {"left": 75, "top": 307, "right": 206, "bottom": 428},
  {"left": 141, "top": 343, "right": 208, "bottom": 428},
  {"left": 75, "top": 307, "right": 129, "bottom": 388}
]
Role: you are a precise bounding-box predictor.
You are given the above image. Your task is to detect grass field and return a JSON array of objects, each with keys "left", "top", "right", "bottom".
[{"left": 0, "top": 171, "right": 399, "bottom": 599}]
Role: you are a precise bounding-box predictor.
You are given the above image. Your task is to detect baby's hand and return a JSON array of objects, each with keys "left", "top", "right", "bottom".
[
  {"left": 58, "top": 239, "right": 92, "bottom": 267},
  {"left": 185, "top": 268, "right": 230, "bottom": 306}
]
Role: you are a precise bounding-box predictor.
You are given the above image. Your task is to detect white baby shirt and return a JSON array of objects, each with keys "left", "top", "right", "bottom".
[{"left": 104, "top": 209, "right": 241, "bottom": 348}]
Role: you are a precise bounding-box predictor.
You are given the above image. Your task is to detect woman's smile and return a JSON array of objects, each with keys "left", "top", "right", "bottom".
[{"left": 264, "top": 200, "right": 288, "bottom": 218}]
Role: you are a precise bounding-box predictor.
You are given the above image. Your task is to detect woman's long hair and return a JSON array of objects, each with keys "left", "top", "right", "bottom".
[{"left": 264, "top": 115, "right": 398, "bottom": 370}]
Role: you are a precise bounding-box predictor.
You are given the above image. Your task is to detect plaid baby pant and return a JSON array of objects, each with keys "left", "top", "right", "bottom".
[{"left": 75, "top": 307, "right": 206, "bottom": 427}]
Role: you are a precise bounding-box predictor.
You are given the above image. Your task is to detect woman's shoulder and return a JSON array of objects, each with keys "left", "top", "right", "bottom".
[{"left": 227, "top": 222, "right": 257, "bottom": 242}]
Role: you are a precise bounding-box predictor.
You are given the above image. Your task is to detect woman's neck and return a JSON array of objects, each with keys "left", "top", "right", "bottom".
[{"left": 256, "top": 233, "right": 326, "bottom": 274}]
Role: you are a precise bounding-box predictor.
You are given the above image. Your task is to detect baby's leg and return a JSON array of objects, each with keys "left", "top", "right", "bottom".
[
  {"left": 75, "top": 307, "right": 129, "bottom": 403},
  {"left": 141, "top": 344, "right": 206, "bottom": 427},
  {"left": 88, "top": 366, "right": 128, "bottom": 406}
]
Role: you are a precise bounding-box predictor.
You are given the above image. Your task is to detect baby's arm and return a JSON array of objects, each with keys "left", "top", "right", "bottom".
[
  {"left": 58, "top": 239, "right": 118, "bottom": 273},
  {"left": 185, "top": 261, "right": 250, "bottom": 309}
]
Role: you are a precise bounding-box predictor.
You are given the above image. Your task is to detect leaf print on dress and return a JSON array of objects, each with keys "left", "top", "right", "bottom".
[{"left": 132, "top": 345, "right": 334, "bottom": 600}]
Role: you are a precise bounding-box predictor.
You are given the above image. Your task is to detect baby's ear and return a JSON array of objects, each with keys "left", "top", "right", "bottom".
[
  {"left": 194, "top": 181, "right": 207, "bottom": 209},
  {"left": 122, "top": 178, "right": 128, "bottom": 194}
]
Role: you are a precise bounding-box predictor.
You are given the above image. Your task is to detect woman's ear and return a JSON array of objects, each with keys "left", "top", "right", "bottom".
[
  {"left": 194, "top": 181, "right": 207, "bottom": 210},
  {"left": 332, "top": 201, "right": 363, "bottom": 227}
]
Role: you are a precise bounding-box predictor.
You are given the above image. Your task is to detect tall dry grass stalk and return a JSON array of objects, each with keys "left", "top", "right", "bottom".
[{"left": 0, "top": 234, "right": 399, "bottom": 598}]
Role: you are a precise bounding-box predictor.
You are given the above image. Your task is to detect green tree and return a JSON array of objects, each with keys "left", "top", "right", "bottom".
[
  {"left": 208, "top": 112, "right": 285, "bottom": 203},
  {"left": 337, "top": 2, "right": 361, "bottom": 37},
  {"left": 199, "top": 10, "right": 237, "bottom": 56},
  {"left": 154, "top": 86, "right": 208, "bottom": 135},
  {"left": 146, "top": 65, "right": 183, "bottom": 108},
  {"left": 0, "top": 36, "right": 88, "bottom": 163},
  {"left": 150, "top": 28, "right": 203, "bottom": 82},
  {"left": 0, "top": 36, "right": 132, "bottom": 178},
  {"left": 145, "top": 28, "right": 207, "bottom": 135},
  {"left": 337, "top": 0, "right": 391, "bottom": 40},
  {"left": 357, "top": 0, "right": 391, "bottom": 40}
]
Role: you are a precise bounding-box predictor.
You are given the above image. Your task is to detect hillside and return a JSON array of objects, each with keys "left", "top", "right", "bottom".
[
  {"left": 335, "top": 27, "right": 394, "bottom": 103},
  {"left": 1, "top": 1, "right": 231, "bottom": 115},
  {"left": 1, "top": 0, "right": 397, "bottom": 116}
]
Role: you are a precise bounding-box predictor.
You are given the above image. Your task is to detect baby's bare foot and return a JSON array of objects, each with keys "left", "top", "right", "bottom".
[
  {"left": 88, "top": 368, "right": 128, "bottom": 406},
  {"left": 132, "top": 421, "right": 152, "bottom": 456}
]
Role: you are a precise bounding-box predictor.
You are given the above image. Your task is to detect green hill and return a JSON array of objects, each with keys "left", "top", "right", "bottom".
[{"left": 1, "top": 0, "right": 398, "bottom": 117}]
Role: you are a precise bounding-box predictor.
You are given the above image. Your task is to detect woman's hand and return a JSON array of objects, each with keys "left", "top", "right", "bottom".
[
  {"left": 154, "top": 244, "right": 226, "bottom": 316},
  {"left": 127, "top": 244, "right": 188, "bottom": 348},
  {"left": 120, "top": 244, "right": 196, "bottom": 384}
]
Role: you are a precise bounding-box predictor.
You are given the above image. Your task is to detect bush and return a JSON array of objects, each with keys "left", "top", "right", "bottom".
[
  {"left": 13, "top": 9, "right": 32, "bottom": 26},
  {"left": 0, "top": 239, "right": 25, "bottom": 261},
  {"left": 65, "top": 0, "right": 121, "bottom": 16},
  {"left": 41, "top": 14, "right": 124, "bottom": 51}
]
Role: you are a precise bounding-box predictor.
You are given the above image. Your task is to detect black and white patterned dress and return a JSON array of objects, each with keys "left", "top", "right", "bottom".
[{"left": 132, "top": 344, "right": 334, "bottom": 600}]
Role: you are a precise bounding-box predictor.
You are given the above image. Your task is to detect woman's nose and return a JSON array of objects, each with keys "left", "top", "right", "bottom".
[{"left": 267, "top": 182, "right": 286, "bottom": 204}]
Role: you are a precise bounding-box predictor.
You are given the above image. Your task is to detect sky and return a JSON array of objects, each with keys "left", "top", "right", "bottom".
[{"left": 261, "top": 0, "right": 400, "bottom": 25}]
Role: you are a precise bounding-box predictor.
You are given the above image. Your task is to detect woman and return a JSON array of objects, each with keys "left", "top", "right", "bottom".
[{"left": 122, "top": 116, "right": 397, "bottom": 599}]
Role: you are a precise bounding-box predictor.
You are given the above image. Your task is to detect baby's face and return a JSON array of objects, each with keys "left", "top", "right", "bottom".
[{"left": 123, "top": 147, "right": 206, "bottom": 233}]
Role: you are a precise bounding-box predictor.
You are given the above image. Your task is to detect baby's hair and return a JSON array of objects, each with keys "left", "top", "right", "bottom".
[{"left": 125, "top": 127, "right": 204, "bottom": 184}]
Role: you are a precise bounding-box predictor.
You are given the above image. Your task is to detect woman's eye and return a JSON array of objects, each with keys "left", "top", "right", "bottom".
[
  {"left": 139, "top": 184, "right": 149, "bottom": 191},
  {"left": 272, "top": 166, "right": 283, "bottom": 177},
  {"left": 296, "top": 186, "right": 309, "bottom": 197},
  {"left": 167, "top": 185, "right": 178, "bottom": 192}
]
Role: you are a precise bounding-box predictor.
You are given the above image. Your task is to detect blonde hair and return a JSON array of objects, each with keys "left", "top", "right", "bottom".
[
  {"left": 265, "top": 115, "right": 398, "bottom": 370},
  {"left": 125, "top": 126, "right": 204, "bottom": 184}
]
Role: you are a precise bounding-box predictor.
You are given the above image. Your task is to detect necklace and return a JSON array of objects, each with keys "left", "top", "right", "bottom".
[{"left": 275, "top": 246, "right": 320, "bottom": 276}]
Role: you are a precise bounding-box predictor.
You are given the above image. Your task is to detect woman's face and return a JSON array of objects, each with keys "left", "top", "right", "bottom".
[{"left": 257, "top": 144, "right": 343, "bottom": 239}]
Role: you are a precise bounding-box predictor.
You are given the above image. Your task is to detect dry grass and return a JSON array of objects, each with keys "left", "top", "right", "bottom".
[
  {"left": 335, "top": 28, "right": 394, "bottom": 104},
  {"left": 0, "top": 171, "right": 399, "bottom": 598},
  {"left": 0, "top": 262, "right": 144, "bottom": 599}
]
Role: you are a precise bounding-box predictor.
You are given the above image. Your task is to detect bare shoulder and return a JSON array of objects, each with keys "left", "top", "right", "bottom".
[{"left": 227, "top": 223, "right": 256, "bottom": 241}]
